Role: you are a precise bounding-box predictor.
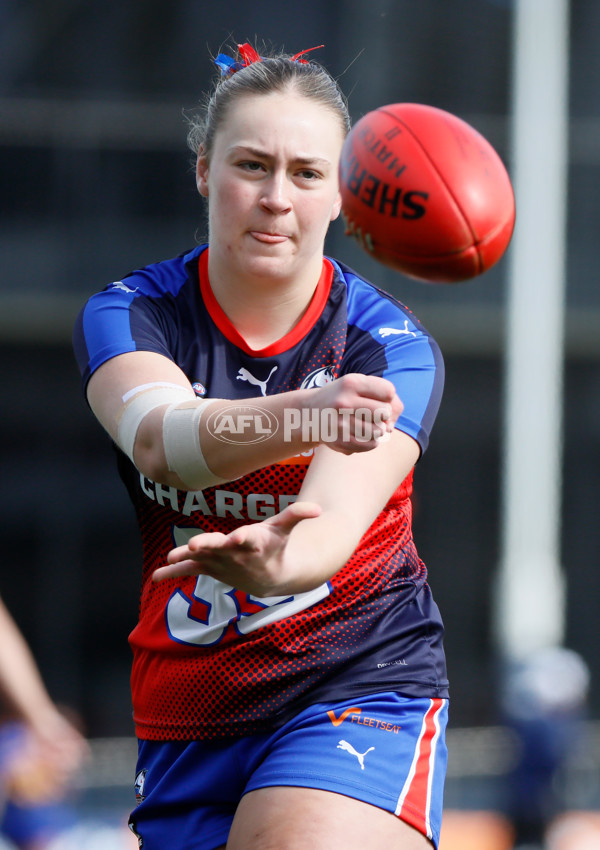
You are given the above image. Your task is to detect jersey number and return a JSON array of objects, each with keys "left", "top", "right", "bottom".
[{"left": 165, "top": 526, "right": 331, "bottom": 646}]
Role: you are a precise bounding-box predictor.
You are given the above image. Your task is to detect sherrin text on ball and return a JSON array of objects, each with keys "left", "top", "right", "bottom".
[{"left": 339, "top": 102, "right": 516, "bottom": 283}]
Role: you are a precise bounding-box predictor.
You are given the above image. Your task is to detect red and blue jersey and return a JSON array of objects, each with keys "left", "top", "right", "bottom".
[{"left": 73, "top": 244, "right": 448, "bottom": 741}]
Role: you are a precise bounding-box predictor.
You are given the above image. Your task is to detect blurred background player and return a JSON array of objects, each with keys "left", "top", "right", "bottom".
[
  {"left": 0, "top": 595, "right": 89, "bottom": 849},
  {"left": 501, "top": 646, "right": 590, "bottom": 850}
]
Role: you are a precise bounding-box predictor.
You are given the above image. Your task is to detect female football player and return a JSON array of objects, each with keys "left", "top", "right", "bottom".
[{"left": 74, "top": 41, "right": 449, "bottom": 850}]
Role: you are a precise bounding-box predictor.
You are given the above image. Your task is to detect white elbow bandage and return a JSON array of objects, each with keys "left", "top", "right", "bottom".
[
  {"left": 162, "top": 398, "right": 225, "bottom": 490},
  {"left": 117, "top": 383, "right": 196, "bottom": 462},
  {"left": 116, "top": 382, "right": 226, "bottom": 490}
]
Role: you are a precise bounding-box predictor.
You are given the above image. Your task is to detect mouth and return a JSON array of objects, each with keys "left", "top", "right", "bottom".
[{"left": 249, "top": 231, "right": 290, "bottom": 244}]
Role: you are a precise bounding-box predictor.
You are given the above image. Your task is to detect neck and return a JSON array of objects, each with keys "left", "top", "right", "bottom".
[{"left": 207, "top": 255, "right": 324, "bottom": 349}]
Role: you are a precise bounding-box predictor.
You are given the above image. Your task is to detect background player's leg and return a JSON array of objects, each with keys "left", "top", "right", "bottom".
[{"left": 226, "top": 787, "right": 432, "bottom": 850}]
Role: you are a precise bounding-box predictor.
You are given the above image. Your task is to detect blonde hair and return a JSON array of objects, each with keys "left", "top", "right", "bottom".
[{"left": 187, "top": 49, "right": 351, "bottom": 161}]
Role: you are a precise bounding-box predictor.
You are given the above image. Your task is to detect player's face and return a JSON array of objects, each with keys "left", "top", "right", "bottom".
[{"left": 196, "top": 91, "right": 344, "bottom": 286}]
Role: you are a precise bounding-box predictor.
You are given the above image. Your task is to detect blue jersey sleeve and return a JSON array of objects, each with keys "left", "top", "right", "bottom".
[
  {"left": 73, "top": 251, "right": 198, "bottom": 391},
  {"left": 339, "top": 263, "right": 444, "bottom": 454}
]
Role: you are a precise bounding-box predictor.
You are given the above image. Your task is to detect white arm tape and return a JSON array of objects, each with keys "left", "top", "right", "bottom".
[
  {"left": 122, "top": 381, "right": 192, "bottom": 403},
  {"left": 117, "top": 384, "right": 196, "bottom": 463},
  {"left": 162, "top": 399, "right": 226, "bottom": 490}
]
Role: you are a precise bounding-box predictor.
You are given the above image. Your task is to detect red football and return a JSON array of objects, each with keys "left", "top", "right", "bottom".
[{"left": 339, "top": 103, "right": 516, "bottom": 283}]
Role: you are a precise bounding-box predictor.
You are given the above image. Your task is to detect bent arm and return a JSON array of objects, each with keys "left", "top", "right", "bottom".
[{"left": 86, "top": 350, "right": 403, "bottom": 487}]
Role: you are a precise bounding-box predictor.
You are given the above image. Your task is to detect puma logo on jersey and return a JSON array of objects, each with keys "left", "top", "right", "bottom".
[
  {"left": 337, "top": 740, "right": 375, "bottom": 770},
  {"left": 379, "top": 321, "right": 416, "bottom": 338},
  {"left": 236, "top": 365, "right": 278, "bottom": 396},
  {"left": 111, "top": 280, "right": 138, "bottom": 294}
]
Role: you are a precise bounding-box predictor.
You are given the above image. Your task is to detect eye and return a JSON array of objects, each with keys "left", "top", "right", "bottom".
[
  {"left": 296, "top": 168, "right": 321, "bottom": 182},
  {"left": 238, "top": 160, "right": 265, "bottom": 173}
]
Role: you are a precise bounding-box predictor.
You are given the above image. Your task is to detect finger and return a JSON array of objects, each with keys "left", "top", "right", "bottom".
[
  {"left": 265, "top": 501, "right": 322, "bottom": 533},
  {"left": 354, "top": 374, "right": 397, "bottom": 403},
  {"left": 329, "top": 439, "right": 378, "bottom": 455},
  {"left": 182, "top": 532, "right": 228, "bottom": 555},
  {"left": 166, "top": 543, "right": 196, "bottom": 563},
  {"left": 224, "top": 526, "right": 262, "bottom": 549},
  {"left": 153, "top": 559, "right": 206, "bottom": 582},
  {"left": 390, "top": 394, "right": 404, "bottom": 420}
]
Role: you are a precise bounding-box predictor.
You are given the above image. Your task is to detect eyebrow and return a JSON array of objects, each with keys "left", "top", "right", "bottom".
[{"left": 228, "top": 145, "right": 332, "bottom": 167}]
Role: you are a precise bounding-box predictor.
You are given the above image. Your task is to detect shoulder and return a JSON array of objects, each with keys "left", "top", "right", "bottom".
[
  {"left": 75, "top": 245, "right": 204, "bottom": 338},
  {"left": 328, "top": 256, "right": 440, "bottom": 354},
  {"left": 95, "top": 245, "right": 205, "bottom": 303},
  {"left": 73, "top": 246, "right": 206, "bottom": 385}
]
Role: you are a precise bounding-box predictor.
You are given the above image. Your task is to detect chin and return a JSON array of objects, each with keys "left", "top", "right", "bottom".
[
  {"left": 241, "top": 251, "right": 298, "bottom": 280},
  {"left": 250, "top": 264, "right": 296, "bottom": 284}
]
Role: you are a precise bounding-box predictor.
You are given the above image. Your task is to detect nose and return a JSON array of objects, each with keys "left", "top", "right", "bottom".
[{"left": 259, "top": 171, "right": 292, "bottom": 214}]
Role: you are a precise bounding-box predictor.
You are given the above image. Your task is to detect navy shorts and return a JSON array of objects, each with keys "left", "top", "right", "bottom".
[{"left": 129, "top": 692, "right": 448, "bottom": 850}]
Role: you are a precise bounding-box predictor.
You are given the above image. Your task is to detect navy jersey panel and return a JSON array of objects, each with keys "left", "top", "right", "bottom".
[{"left": 73, "top": 245, "right": 448, "bottom": 741}]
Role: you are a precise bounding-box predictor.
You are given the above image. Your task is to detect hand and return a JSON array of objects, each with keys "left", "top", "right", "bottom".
[
  {"left": 5, "top": 711, "right": 90, "bottom": 804},
  {"left": 153, "top": 501, "right": 322, "bottom": 597},
  {"left": 30, "top": 706, "right": 90, "bottom": 774},
  {"left": 310, "top": 373, "right": 404, "bottom": 455}
]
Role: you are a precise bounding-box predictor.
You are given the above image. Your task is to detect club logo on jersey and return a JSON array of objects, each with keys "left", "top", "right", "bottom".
[
  {"left": 300, "top": 365, "right": 336, "bottom": 389},
  {"left": 110, "top": 280, "right": 138, "bottom": 294},
  {"left": 379, "top": 321, "right": 417, "bottom": 338},
  {"left": 134, "top": 768, "right": 148, "bottom": 804},
  {"left": 206, "top": 405, "right": 279, "bottom": 444},
  {"left": 337, "top": 740, "right": 375, "bottom": 770},
  {"left": 236, "top": 365, "right": 278, "bottom": 396},
  {"left": 192, "top": 382, "right": 207, "bottom": 397}
]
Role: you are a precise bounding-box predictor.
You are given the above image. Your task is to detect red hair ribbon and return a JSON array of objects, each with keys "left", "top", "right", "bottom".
[
  {"left": 290, "top": 45, "right": 325, "bottom": 63},
  {"left": 215, "top": 43, "right": 325, "bottom": 76},
  {"left": 237, "top": 43, "right": 262, "bottom": 66}
]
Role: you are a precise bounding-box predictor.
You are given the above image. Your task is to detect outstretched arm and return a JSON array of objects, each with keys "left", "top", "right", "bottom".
[{"left": 154, "top": 428, "right": 419, "bottom": 596}]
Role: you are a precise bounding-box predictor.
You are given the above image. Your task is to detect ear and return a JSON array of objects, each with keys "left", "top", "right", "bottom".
[
  {"left": 196, "top": 150, "right": 209, "bottom": 197},
  {"left": 330, "top": 191, "right": 342, "bottom": 222}
]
